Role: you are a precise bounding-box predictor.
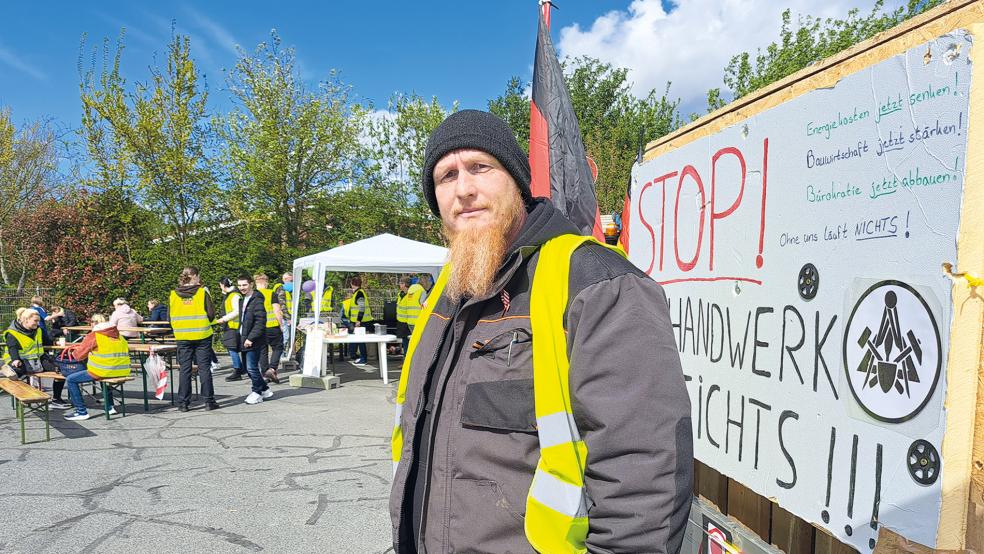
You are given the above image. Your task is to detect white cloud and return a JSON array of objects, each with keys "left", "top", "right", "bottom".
[
  {"left": 183, "top": 5, "right": 241, "bottom": 57},
  {"left": 0, "top": 43, "right": 47, "bottom": 81},
  {"left": 556, "top": 0, "right": 905, "bottom": 111}
]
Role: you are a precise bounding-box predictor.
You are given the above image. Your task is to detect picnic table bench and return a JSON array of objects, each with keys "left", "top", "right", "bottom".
[
  {"left": 0, "top": 378, "right": 50, "bottom": 444},
  {"left": 47, "top": 343, "right": 177, "bottom": 411},
  {"left": 32, "top": 372, "right": 133, "bottom": 420}
]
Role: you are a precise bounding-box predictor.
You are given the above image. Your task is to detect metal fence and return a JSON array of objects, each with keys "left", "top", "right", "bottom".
[{"left": 0, "top": 287, "right": 55, "bottom": 328}]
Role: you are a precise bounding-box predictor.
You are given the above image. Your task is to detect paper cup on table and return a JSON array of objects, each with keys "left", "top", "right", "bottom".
[{"left": 354, "top": 326, "right": 366, "bottom": 335}]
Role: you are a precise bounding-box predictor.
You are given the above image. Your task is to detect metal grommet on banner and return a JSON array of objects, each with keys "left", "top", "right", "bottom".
[
  {"left": 798, "top": 263, "right": 819, "bottom": 300},
  {"left": 907, "top": 439, "right": 940, "bottom": 485}
]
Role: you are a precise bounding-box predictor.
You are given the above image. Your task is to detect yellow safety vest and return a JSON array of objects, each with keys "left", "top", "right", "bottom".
[
  {"left": 396, "top": 284, "right": 424, "bottom": 326},
  {"left": 342, "top": 288, "right": 373, "bottom": 321},
  {"left": 392, "top": 235, "right": 619, "bottom": 553},
  {"left": 224, "top": 291, "right": 241, "bottom": 330},
  {"left": 273, "top": 283, "right": 293, "bottom": 316},
  {"left": 2, "top": 327, "right": 43, "bottom": 364},
  {"left": 169, "top": 288, "right": 214, "bottom": 340},
  {"left": 87, "top": 333, "right": 131, "bottom": 378},
  {"left": 320, "top": 286, "right": 334, "bottom": 314},
  {"left": 258, "top": 287, "right": 280, "bottom": 328}
]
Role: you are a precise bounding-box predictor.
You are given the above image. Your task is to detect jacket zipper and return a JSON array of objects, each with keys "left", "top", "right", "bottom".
[
  {"left": 396, "top": 307, "right": 453, "bottom": 552},
  {"left": 415, "top": 320, "right": 459, "bottom": 552},
  {"left": 405, "top": 251, "right": 530, "bottom": 552}
]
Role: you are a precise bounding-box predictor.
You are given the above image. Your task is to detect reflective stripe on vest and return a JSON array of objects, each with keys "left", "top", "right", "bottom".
[
  {"left": 397, "top": 284, "right": 424, "bottom": 325},
  {"left": 224, "top": 292, "right": 241, "bottom": 330},
  {"left": 259, "top": 288, "right": 279, "bottom": 328},
  {"left": 169, "top": 288, "right": 214, "bottom": 340},
  {"left": 2, "top": 327, "right": 43, "bottom": 364},
  {"left": 87, "top": 333, "right": 131, "bottom": 378},
  {"left": 391, "top": 234, "right": 621, "bottom": 552}
]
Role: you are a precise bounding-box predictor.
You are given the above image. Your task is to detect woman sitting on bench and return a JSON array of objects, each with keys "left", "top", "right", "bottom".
[
  {"left": 2, "top": 308, "right": 71, "bottom": 409},
  {"left": 60, "top": 319, "right": 131, "bottom": 421}
]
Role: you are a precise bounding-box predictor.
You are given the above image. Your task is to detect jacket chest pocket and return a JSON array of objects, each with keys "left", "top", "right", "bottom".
[
  {"left": 468, "top": 327, "right": 532, "bottom": 371},
  {"left": 460, "top": 378, "right": 536, "bottom": 434}
]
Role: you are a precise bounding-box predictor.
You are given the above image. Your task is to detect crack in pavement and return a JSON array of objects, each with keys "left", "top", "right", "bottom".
[
  {"left": 35, "top": 508, "right": 263, "bottom": 551},
  {"left": 271, "top": 463, "right": 388, "bottom": 492}
]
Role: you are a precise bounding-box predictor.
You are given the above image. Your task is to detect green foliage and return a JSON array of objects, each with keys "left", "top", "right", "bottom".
[
  {"left": 80, "top": 27, "right": 216, "bottom": 255},
  {"left": 131, "top": 220, "right": 279, "bottom": 306},
  {"left": 488, "top": 76, "right": 531, "bottom": 153},
  {"left": 362, "top": 92, "right": 454, "bottom": 241},
  {"left": 716, "top": 0, "right": 945, "bottom": 105},
  {"left": 7, "top": 195, "right": 142, "bottom": 318},
  {"left": 217, "top": 30, "right": 366, "bottom": 250},
  {"left": 0, "top": 108, "right": 61, "bottom": 289}
]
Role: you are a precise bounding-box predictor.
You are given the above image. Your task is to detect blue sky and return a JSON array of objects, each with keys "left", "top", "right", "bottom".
[
  {"left": 1, "top": 1, "right": 652, "bottom": 128},
  {"left": 2, "top": 0, "right": 887, "bottom": 130}
]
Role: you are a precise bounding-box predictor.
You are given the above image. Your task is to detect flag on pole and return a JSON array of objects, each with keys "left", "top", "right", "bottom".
[{"left": 529, "top": 0, "right": 605, "bottom": 241}]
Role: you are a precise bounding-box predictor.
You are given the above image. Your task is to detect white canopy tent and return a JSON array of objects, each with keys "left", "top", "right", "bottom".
[{"left": 288, "top": 233, "right": 448, "bottom": 353}]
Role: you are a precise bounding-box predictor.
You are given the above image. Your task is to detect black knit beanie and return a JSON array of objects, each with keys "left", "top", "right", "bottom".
[{"left": 421, "top": 110, "right": 532, "bottom": 217}]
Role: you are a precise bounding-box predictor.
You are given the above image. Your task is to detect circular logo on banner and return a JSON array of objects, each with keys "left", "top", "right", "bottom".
[{"left": 843, "top": 280, "right": 942, "bottom": 423}]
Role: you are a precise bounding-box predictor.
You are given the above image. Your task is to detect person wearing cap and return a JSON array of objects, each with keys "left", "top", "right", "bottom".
[{"left": 389, "top": 110, "right": 692, "bottom": 553}]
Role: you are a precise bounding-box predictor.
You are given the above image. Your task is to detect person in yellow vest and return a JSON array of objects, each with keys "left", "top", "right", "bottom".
[
  {"left": 214, "top": 277, "right": 245, "bottom": 382},
  {"left": 341, "top": 276, "right": 373, "bottom": 365},
  {"left": 59, "top": 319, "right": 130, "bottom": 421},
  {"left": 254, "top": 273, "right": 284, "bottom": 384},
  {"left": 1, "top": 308, "right": 69, "bottom": 410},
  {"left": 273, "top": 271, "right": 294, "bottom": 351},
  {"left": 169, "top": 266, "right": 219, "bottom": 412},
  {"left": 319, "top": 283, "right": 334, "bottom": 317},
  {"left": 395, "top": 276, "right": 424, "bottom": 355},
  {"left": 389, "top": 111, "right": 692, "bottom": 553},
  {"left": 2, "top": 308, "right": 48, "bottom": 379}
]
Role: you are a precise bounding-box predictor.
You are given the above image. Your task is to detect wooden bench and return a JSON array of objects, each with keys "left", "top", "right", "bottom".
[
  {"left": 32, "top": 372, "right": 134, "bottom": 421},
  {"left": 0, "top": 378, "right": 50, "bottom": 444}
]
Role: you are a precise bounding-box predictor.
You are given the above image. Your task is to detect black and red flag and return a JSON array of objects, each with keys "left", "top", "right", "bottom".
[{"left": 529, "top": 1, "right": 605, "bottom": 241}]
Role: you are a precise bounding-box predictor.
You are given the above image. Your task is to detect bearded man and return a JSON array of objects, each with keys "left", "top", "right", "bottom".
[{"left": 389, "top": 110, "right": 693, "bottom": 553}]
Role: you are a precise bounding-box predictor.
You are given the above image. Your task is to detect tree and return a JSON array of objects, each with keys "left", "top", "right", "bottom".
[
  {"left": 362, "top": 92, "right": 454, "bottom": 242},
  {"left": 5, "top": 195, "right": 142, "bottom": 316},
  {"left": 0, "top": 108, "right": 61, "bottom": 289},
  {"left": 218, "top": 30, "right": 365, "bottom": 252},
  {"left": 488, "top": 76, "right": 531, "bottom": 153},
  {"left": 80, "top": 28, "right": 216, "bottom": 255},
  {"left": 709, "top": 0, "right": 945, "bottom": 108}
]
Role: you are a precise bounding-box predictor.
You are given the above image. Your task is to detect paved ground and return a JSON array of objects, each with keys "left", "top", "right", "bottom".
[{"left": 0, "top": 352, "right": 401, "bottom": 553}]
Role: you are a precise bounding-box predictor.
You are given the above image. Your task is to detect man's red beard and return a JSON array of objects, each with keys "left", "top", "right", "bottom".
[{"left": 443, "top": 187, "right": 525, "bottom": 302}]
